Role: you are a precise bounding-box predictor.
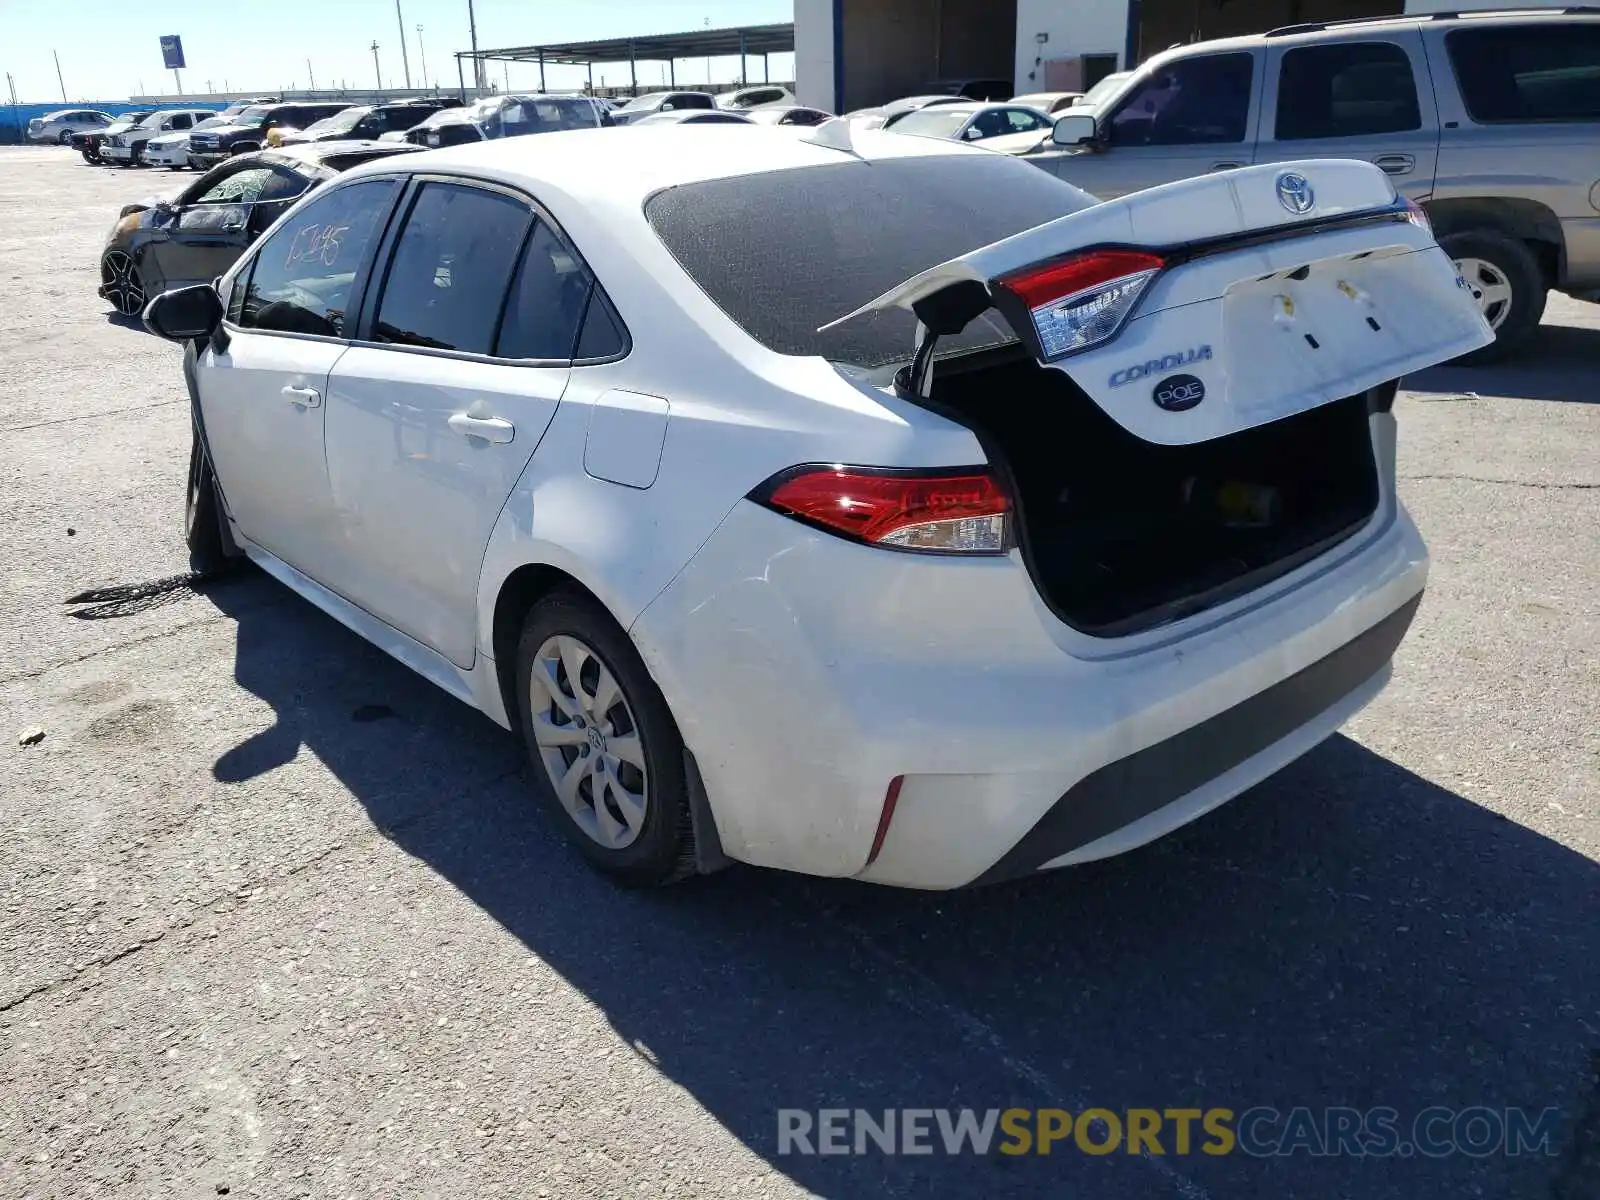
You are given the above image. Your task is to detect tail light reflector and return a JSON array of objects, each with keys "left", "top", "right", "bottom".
[
  {"left": 1402, "top": 198, "right": 1432, "bottom": 236},
  {"left": 995, "top": 249, "right": 1165, "bottom": 360},
  {"left": 752, "top": 465, "right": 1011, "bottom": 554},
  {"left": 865, "top": 776, "right": 905, "bottom": 867}
]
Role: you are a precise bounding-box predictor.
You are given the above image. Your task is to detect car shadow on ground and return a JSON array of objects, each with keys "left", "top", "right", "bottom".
[
  {"left": 205, "top": 579, "right": 1600, "bottom": 1199},
  {"left": 1407, "top": 322, "right": 1600, "bottom": 405}
]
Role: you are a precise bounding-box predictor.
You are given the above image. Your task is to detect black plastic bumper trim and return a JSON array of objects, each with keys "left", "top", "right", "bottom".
[{"left": 970, "top": 591, "right": 1423, "bottom": 887}]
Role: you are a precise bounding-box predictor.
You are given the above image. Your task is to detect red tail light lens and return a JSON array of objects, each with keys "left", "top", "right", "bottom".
[
  {"left": 996, "top": 249, "right": 1165, "bottom": 360},
  {"left": 753, "top": 466, "right": 1011, "bottom": 554}
]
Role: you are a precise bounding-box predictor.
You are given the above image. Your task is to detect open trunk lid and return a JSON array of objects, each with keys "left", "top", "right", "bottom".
[{"left": 822, "top": 159, "right": 1493, "bottom": 445}]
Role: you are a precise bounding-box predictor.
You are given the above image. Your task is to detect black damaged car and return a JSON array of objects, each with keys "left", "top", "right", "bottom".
[
  {"left": 98, "top": 140, "right": 421, "bottom": 317},
  {"left": 73, "top": 112, "right": 151, "bottom": 164}
]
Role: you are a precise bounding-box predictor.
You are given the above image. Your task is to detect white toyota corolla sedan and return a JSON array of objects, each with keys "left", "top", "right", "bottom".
[{"left": 144, "top": 125, "right": 1492, "bottom": 889}]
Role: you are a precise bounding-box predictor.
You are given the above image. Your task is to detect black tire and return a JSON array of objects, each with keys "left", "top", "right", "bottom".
[
  {"left": 57, "top": 129, "right": 72, "bottom": 145},
  {"left": 184, "top": 432, "right": 233, "bottom": 576},
  {"left": 100, "top": 249, "right": 146, "bottom": 317},
  {"left": 1439, "top": 228, "right": 1546, "bottom": 365},
  {"left": 514, "top": 589, "right": 696, "bottom": 887}
]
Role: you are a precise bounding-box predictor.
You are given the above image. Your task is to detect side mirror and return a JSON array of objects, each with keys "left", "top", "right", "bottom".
[
  {"left": 1052, "top": 113, "right": 1099, "bottom": 148},
  {"left": 143, "top": 283, "right": 222, "bottom": 342}
]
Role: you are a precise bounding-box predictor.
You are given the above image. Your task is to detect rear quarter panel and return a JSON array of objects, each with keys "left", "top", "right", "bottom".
[{"left": 472, "top": 176, "right": 984, "bottom": 661}]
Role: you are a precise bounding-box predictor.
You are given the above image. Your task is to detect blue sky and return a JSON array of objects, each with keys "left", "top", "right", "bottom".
[{"left": 1, "top": 0, "right": 795, "bottom": 102}]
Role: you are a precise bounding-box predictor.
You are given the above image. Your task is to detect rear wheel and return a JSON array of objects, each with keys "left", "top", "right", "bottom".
[
  {"left": 100, "top": 249, "right": 146, "bottom": 317},
  {"left": 1440, "top": 228, "right": 1546, "bottom": 365},
  {"left": 514, "top": 590, "right": 695, "bottom": 887}
]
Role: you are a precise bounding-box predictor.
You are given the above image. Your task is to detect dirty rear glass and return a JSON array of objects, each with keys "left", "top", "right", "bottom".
[{"left": 644, "top": 154, "right": 1096, "bottom": 368}]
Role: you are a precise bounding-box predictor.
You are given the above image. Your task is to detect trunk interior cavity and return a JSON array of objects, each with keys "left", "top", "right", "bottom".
[{"left": 919, "top": 350, "right": 1381, "bottom": 636}]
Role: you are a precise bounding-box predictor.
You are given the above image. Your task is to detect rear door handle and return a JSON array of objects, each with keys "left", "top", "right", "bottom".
[
  {"left": 282, "top": 385, "right": 321, "bottom": 408},
  {"left": 447, "top": 412, "right": 515, "bottom": 444},
  {"left": 1373, "top": 154, "right": 1415, "bottom": 175}
]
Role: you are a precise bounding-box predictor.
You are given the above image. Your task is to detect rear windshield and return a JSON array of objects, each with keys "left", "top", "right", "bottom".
[
  {"left": 891, "top": 109, "right": 972, "bottom": 138},
  {"left": 1447, "top": 23, "right": 1600, "bottom": 122},
  {"left": 645, "top": 154, "right": 1096, "bottom": 368}
]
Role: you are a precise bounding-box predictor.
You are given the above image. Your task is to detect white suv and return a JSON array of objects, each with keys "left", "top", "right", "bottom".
[
  {"left": 103, "top": 109, "right": 216, "bottom": 165},
  {"left": 144, "top": 129, "right": 1489, "bottom": 890},
  {"left": 26, "top": 109, "right": 111, "bottom": 144}
]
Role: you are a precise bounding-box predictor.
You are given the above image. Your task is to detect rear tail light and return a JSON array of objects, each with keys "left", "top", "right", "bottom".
[
  {"left": 1402, "top": 198, "right": 1431, "bottom": 236},
  {"left": 752, "top": 465, "right": 1011, "bottom": 554},
  {"left": 995, "top": 249, "right": 1164, "bottom": 360}
]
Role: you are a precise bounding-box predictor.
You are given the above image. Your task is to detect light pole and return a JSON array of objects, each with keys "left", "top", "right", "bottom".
[
  {"left": 371, "top": 41, "right": 383, "bottom": 91},
  {"left": 394, "top": 0, "right": 412, "bottom": 89},
  {"left": 467, "top": 0, "right": 483, "bottom": 90},
  {"left": 417, "top": 24, "right": 428, "bottom": 90},
  {"left": 53, "top": 50, "right": 67, "bottom": 102}
]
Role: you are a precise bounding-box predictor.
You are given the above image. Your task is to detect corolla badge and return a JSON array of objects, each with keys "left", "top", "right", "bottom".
[
  {"left": 1153, "top": 374, "right": 1206, "bottom": 412},
  {"left": 1276, "top": 171, "right": 1315, "bottom": 215},
  {"left": 1109, "top": 345, "right": 1212, "bottom": 388}
]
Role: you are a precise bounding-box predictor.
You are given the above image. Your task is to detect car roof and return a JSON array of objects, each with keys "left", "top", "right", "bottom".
[
  {"left": 340, "top": 124, "right": 992, "bottom": 206},
  {"left": 265, "top": 140, "right": 425, "bottom": 169},
  {"left": 1144, "top": 6, "right": 1598, "bottom": 63}
]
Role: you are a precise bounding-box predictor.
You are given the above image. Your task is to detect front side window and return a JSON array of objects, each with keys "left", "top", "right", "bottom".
[
  {"left": 1005, "top": 108, "right": 1049, "bottom": 132},
  {"left": 1107, "top": 53, "right": 1255, "bottom": 146},
  {"left": 373, "top": 182, "right": 531, "bottom": 355},
  {"left": 1276, "top": 42, "right": 1420, "bottom": 140},
  {"left": 1446, "top": 24, "right": 1600, "bottom": 123},
  {"left": 170, "top": 113, "right": 193, "bottom": 130},
  {"left": 236, "top": 178, "right": 400, "bottom": 337}
]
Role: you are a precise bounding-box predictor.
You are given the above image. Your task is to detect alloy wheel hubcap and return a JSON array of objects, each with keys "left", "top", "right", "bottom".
[
  {"left": 101, "top": 251, "right": 144, "bottom": 317},
  {"left": 527, "top": 634, "right": 649, "bottom": 850},
  {"left": 1453, "top": 257, "right": 1513, "bottom": 331}
]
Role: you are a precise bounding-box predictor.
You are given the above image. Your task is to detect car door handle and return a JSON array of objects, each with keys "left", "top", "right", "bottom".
[
  {"left": 447, "top": 412, "right": 515, "bottom": 444},
  {"left": 1210, "top": 161, "right": 1244, "bottom": 171},
  {"left": 282, "top": 385, "right": 321, "bottom": 408},
  {"left": 1373, "top": 154, "right": 1415, "bottom": 175}
]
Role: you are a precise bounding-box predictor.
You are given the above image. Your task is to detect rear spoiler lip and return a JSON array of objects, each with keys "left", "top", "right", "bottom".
[{"left": 817, "top": 198, "right": 1416, "bottom": 337}]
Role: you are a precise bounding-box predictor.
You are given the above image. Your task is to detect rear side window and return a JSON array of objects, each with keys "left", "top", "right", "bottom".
[
  {"left": 645, "top": 155, "right": 1096, "bottom": 368},
  {"left": 495, "top": 223, "right": 591, "bottom": 360},
  {"left": 575, "top": 289, "right": 628, "bottom": 360},
  {"left": 1275, "top": 42, "right": 1421, "bottom": 139},
  {"left": 1447, "top": 24, "right": 1600, "bottom": 122},
  {"left": 237, "top": 178, "right": 400, "bottom": 336},
  {"left": 373, "top": 182, "right": 531, "bottom": 355}
]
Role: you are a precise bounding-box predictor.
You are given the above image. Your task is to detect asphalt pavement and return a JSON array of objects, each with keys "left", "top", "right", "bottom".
[{"left": 0, "top": 146, "right": 1596, "bottom": 1199}]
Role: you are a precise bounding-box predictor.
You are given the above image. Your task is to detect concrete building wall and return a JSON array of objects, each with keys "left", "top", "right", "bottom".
[
  {"left": 800, "top": 0, "right": 1579, "bottom": 115},
  {"left": 840, "top": 0, "right": 941, "bottom": 112},
  {"left": 1014, "top": 0, "right": 1131, "bottom": 93},
  {"left": 794, "top": 0, "right": 837, "bottom": 110}
]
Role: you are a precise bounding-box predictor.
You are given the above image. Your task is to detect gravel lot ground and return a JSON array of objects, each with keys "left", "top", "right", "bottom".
[{"left": 0, "top": 145, "right": 1596, "bottom": 1200}]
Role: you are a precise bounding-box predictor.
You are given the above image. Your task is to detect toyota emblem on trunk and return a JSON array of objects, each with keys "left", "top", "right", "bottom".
[{"left": 1276, "top": 172, "right": 1315, "bottom": 215}]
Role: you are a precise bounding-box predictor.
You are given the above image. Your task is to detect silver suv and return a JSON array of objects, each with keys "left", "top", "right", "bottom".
[{"left": 1028, "top": 9, "right": 1600, "bottom": 362}]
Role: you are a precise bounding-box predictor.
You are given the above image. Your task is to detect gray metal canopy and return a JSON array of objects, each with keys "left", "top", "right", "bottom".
[{"left": 457, "top": 23, "right": 794, "bottom": 95}]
